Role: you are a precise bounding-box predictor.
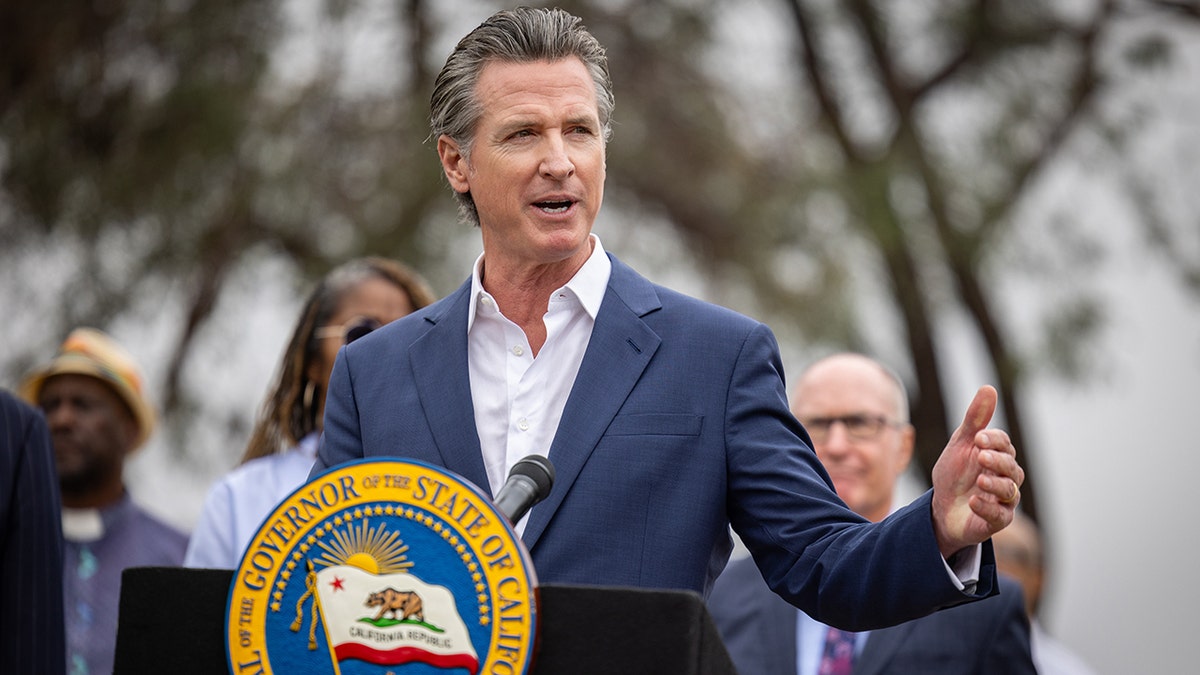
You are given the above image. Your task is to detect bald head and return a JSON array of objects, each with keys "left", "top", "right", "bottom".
[
  {"left": 992, "top": 510, "right": 1044, "bottom": 618},
  {"left": 791, "top": 353, "right": 915, "bottom": 523},
  {"left": 793, "top": 354, "right": 910, "bottom": 423}
]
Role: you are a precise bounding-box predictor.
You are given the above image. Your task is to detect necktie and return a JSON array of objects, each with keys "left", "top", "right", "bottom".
[{"left": 818, "top": 627, "right": 857, "bottom": 675}]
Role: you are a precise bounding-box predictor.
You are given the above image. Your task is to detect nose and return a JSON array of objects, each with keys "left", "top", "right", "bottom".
[
  {"left": 818, "top": 420, "right": 854, "bottom": 457},
  {"left": 540, "top": 133, "right": 575, "bottom": 180},
  {"left": 43, "top": 402, "right": 75, "bottom": 432}
]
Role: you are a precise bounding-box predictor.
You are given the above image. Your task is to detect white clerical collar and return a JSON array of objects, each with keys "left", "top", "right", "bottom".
[
  {"left": 467, "top": 234, "right": 612, "bottom": 331},
  {"left": 62, "top": 507, "right": 105, "bottom": 542}
]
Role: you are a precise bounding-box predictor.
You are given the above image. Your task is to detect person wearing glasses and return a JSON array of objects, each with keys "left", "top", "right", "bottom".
[
  {"left": 708, "top": 353, "right": 1035, "bottom": 675},
  {"left": 184, "top": 257, "right": 435, "bottom": 569}
]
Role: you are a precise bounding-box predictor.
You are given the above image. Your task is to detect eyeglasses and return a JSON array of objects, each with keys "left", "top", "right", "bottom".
[
  {"left": 314, "top": 317, "right": 382, "bottom": 345},
  {"left": 801, "top": 414, "right": 904, "bottom": 442}
]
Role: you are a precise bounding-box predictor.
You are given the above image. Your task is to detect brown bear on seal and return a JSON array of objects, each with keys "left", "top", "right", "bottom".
[{"left": 364, "top": 588, "right": 424, "bottom": 623}]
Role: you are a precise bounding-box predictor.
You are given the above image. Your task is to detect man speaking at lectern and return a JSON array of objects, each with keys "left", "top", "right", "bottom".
[{"left": 313, "top": 7, "right": 1025, "bottom": 631}]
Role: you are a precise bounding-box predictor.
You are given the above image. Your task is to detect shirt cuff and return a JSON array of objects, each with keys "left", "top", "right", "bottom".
[{"left": 942, "top": 543, "right": 982, "bottom": 594}]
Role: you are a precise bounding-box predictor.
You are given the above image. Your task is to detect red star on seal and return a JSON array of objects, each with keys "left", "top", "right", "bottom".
[{"left": 329, "top": 576, "right": 345, "bottom": 591}]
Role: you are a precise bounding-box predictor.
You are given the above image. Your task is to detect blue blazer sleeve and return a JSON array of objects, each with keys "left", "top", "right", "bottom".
[
  {"left": 855, "top": 574, "right": 1035, "bottom": 674},
  {"left": 718, "top": 324, "right": 995, "bottom": 629},
  {"left": 709, "top": 555, "right": 1034, "bottom": 675}
]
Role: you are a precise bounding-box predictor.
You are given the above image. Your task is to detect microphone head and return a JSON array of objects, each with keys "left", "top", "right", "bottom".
[{"left": 510, "top": 454, "right": 555, "bottom": 499}]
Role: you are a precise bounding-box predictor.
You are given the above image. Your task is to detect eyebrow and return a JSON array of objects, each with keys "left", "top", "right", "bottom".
[
  {"left": 564, "top": 112, "right": 598, "bottom": 126},
  {"left": 495, "top": 112, "right": 599, "bottom": 137},
  {"left": 496, "top": 117, "right": 536, "bottom": 134}
]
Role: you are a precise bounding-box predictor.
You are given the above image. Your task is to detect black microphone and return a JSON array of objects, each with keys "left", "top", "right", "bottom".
[{"left": 493, "top": 455, "right": 555, "bottom": 524}]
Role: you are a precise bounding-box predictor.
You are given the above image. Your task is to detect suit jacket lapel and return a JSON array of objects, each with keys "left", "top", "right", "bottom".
[
  {"left": 408, "top": 280, "right": 492, "bottom": 495},
  {"left": 521, "top": 256, "right": 662, "bottom": 549}
]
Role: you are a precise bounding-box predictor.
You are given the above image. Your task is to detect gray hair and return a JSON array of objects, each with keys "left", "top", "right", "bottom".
[{"left": 429, "top": 6, "right": 615, "bottom": 226}]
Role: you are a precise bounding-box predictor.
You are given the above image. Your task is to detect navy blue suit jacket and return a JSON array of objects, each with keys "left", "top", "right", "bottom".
[
  {"left": 315, "top": 254, "right": 999, "bottom": 629},
  {"left": 0, "top": 390, "right": 66, "bottom": 675},
  {"left": 708, "top": 555, "right": 1035, "bottom": 675}
]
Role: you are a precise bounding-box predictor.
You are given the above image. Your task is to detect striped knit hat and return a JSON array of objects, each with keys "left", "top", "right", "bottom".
[{"left": 19, "top": 327, "right": 157, "bottom": 449}]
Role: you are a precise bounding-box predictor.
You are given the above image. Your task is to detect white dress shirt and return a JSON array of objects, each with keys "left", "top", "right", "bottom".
[
  {"left": 797, "top": 612, "right": 869, "bottom": 675},
  {"left": 467, "top": 235, "right": 612, "bottom": 529}
]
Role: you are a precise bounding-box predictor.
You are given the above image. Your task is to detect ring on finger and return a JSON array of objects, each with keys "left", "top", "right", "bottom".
[{"left": 1000, "top": 482, "right": 1019, "bottom": 504}]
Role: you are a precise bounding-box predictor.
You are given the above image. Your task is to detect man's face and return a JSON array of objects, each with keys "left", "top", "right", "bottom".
[
  {"left": 791, "top": 357, "right": 914, "bottom": 523},
  {"left": 438, "top": 57, "right": 606, "bottom": 273},
  {"left": 38, "top": 373, "right": 137, "bottom": 494}
]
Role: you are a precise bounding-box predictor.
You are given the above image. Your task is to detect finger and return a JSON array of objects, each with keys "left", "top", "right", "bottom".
[
  {"left": 969, "top": 493, "right": 1015, "bottom": 531},
  {"left": 956, "top": 385, "right": 998, "bottom": 441},
  {"left": 977, "top": 473, "right": 1020, "bottom": 503},
  {"left": 974, "top": 429, "right": 1014, "bottom": 454},
  {"left": 978, "top": 449, "right": 1023, "bottom": 483},
  {"left": 1000, "top": 484, "right": 1020, "bottom": 505}
]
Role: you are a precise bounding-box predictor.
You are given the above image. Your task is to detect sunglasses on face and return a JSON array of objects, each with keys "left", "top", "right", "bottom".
[{"left": 314, "top": 317, "right": 382, "bottom": 345}]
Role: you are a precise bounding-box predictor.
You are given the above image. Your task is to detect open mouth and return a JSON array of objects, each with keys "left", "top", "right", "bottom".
[{"left": 534, "top": 199, "right": 573, "bottom": 213}]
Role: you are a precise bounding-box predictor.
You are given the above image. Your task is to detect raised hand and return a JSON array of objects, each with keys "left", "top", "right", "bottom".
[{"left": 930, "top": 385, "right": 1025, "bottom": 559}]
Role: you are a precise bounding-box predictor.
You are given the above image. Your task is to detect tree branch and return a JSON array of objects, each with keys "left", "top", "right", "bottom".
[
  {"left": 785, "top": 0, "right": 862, "bottom": 163},
  {"left": 978, "top": 1, "right": 1114, "bottom": 244},
  {"left": 911, "top": 0, "right": 993, "bottom": 101}
]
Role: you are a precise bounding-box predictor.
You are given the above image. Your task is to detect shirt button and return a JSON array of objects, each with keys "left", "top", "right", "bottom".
[
  {"left": 512, "top": 345, "right": 524, "bottom": 356},
  {"left": 518, "top": 418, "right": 529, "bottom": 431},
  {"left": 480, "top": 296, "right": 493, "bottom": 306}
]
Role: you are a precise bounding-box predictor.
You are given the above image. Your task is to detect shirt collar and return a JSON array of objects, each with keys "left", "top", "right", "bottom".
[
  {"left": 61, "top": 491, "right": 134, "bottom": 542},
  {"left": 468, "top": 234, "right": 611, "bottom": 331}
]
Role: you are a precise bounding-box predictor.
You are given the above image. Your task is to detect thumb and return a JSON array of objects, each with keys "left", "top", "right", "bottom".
[{"left": 957, "top": 385, "right": 998, "bottom": 440}]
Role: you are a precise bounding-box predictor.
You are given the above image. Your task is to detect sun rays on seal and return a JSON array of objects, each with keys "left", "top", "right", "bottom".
[{"left": 314, "top": 518, "right": 413, "bottom": 575}]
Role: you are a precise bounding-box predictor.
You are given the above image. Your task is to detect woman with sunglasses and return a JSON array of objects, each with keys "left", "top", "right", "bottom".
[{"left": 184, "top": 257, "right": 436, "bottom": 569}]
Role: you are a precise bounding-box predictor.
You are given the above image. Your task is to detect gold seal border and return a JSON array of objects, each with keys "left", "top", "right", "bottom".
[{"left": 226, "top": 458, "right": 537, "bottom": 675}]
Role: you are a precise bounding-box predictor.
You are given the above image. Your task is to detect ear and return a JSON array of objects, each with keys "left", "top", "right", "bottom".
[
  {"left": 437, "top": 135, "right": 471, "bottom": 194},
  {"left": 118, "top": 412, "right": 141, "bottom": 454},
  {"left": 895, "top": 423, "right": 916, "bottom": 473}
]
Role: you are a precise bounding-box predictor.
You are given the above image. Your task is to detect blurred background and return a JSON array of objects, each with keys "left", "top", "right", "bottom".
[{"left": 2, "top": 0, "right": 1197, "bottom": 671}]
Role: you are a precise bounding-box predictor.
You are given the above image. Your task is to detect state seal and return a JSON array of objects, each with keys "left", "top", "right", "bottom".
[{"left": 226, "top": 458, "right": 538, "bottom": 675}]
